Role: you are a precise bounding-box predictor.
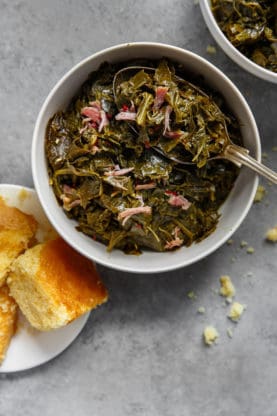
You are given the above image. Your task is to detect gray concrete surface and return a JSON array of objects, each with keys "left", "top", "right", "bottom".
[{"left": 0, "top": 1, "right": 276, "bottom": 415}]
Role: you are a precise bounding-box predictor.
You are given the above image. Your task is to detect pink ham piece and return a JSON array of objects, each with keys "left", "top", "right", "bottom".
[
  {"left": 115, "top": 102, "right": 137, "bottom": 121},
  {"left": 164, "top": 226, "right": 184, "bottom": 250},
  {"left": 118, "top": 206, "right": 152, "bottom": 226},
  {"left": 164, "top": 237, "right": 184, "bottom": 250},
  {"left": 91, "top": 145, "right": 100, "bottom": 155},
  {"left": 163, "top": 105, "right": 172, "bottom": 135},
  {"left": 153, "top": 86, "right": 168, "bottom": 109},
  {"left": 135, "top": 182, "right": 156, "bottom": 190},
  {"left": 104, "top": 167, "right": 134, "bottom": 176},
  {"left": 62, "top": 184, "right": 75, "bottom": 195},
  {"left": 164, "top": 130, "right": 183, "bottom": 139},
  {"left": 98, "top": 110, "right": 109, "bottom": 132},
  {"left": 81, "top": 101, "right": 109, "bottom": 132},
  {"left": 115, "top": 111, "right": 137, "bottom": 121},
  {"left": 60, "top": 194, "right": 81, "bottom": 211},
  {"left": 60, "top": 185, "right": 81, "bottom": 211},
  {"left": 164, "top": 237, "right": 183, "bottom": 250},
  {"left": 167, "top": 194, "right": 191, "bottom": 210},
  {"left": 81, "top": 106, "right": 101, "bottom": 123}
]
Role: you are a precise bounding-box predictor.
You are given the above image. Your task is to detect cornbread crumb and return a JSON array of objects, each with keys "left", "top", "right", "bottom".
[
  {"left": 240, "top": 240, "right": 248, "bottom": 248},
  {"left": 272, "top": 146, "right": 277, "bottom": 152},
  {"left": 247, "top": 247, "right": 255, "bottom": 254},
  {"left": 206, "top": 45, "right": 217, "bottom": 54},
  {"left": 228, "top": 302, "right": 245, "bottom": 322},
  {"left": 219, "top": 275, "right": 235, "bottom": 300},
  {"left": 197, "top": 306, "right": 206, "bottom": 314},
  {"left": 227, "top": 239, "right": 234, "bottom": 245},
  {"left": 203, "top": 326, "right": 219, "bottom": 345},
  {"left": 18, "top": 188, "right": 30, "bottom": 203},
  {"left": 265, "top": 226, "right": 277, "bottom": 243},
  {"left": 187, "top": 291, "right": 197, "bottom": 300},
  {"left": 254, "top": 185, "right": 266, "bottom": 203}
]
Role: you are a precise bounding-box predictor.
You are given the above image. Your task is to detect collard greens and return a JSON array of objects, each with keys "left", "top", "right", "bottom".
[
  {"left": 46, "top": 60, "right": 241, "bottom": 254},
  {"left": 211, "top": 0, "right": 277, "bottom": 72}
]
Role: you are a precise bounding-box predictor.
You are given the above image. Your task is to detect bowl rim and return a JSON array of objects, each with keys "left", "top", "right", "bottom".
[
  {"left": 199, "top": 0, "right": 277, "bottom": 84},
  {"left": 32, "top": 41, "right": 260, "bottom": 273}
]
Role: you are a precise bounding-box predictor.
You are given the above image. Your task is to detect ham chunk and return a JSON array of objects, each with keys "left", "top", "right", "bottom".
[
  {"left": 167, "top": 194, "right": 191, "bottom": 210},
  {"left": 135, "top": 182, "right": 156, "bottom": 190},
  {"left": 153, "top": 86, "right": 168, "bottom": 109},
  {"left": 104, "top": 167, "right": 134, "bottom": 176},
  {"left": 163, "top": 105, "right": 172, "bottom": 135},
  {"left": 81, "top": 101, "right": 109, "bottom": 132},
  {"left": 115, "top": 111, "right": 137, "bottom": 121},
  {"left": 118, "top": 206, "right": 152, "bottom": 226},
  {"left": 165, "top": 226, "right": 184, "bottom": 250}
]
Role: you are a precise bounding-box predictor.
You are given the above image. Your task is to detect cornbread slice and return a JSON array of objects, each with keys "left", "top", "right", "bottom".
[
  {"left": 0, "top": 285, "right": 18, "bottom": 364},
  {"left": 0, "top": 197, "right": 37, "bottom": 286},
  {"left": 7, "top": 237, "right": 108, "bottom": 331}
]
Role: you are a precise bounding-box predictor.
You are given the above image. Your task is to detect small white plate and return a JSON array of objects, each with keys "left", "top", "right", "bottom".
[{"left": 0, "top": 184, "right": 90, "bottom": 373}]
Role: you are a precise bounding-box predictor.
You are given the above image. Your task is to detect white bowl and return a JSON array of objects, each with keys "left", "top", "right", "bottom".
[
  {"left": 200, "top": 0, "right": 277, "bottom": 84},
  {"left": 32, "top": 42, "right": 260, "bottom": 274}
]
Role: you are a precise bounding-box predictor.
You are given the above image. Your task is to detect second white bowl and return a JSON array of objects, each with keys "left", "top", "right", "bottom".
[{"left": 200, "top": 0, "right": 277, "bottom": 84}]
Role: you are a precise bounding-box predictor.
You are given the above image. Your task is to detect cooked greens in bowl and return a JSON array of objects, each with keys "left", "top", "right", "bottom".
[
  {"left": 45, "top": 59, "right": 241, "bottom": 254},
  {"left": 211, "top": 0, "right": 277, "bottom": 73},
  {"left": 32, "top": 43, "right": 260, "bottom": 272}
]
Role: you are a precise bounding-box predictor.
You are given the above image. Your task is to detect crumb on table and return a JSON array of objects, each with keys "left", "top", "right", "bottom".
[
  {"left": 219, "top": 275, "right": 235, "bottom": 300},
  {"left": 203, "top": 326, "right": 219, "bottom": 346},
  {"left": 206, "top": 45, "right": 217, "bottom": 54},
  {"left": 265, "top": 226, "right": 277, "bottom": 243},
  {"left": 254, "top": 185, "right": 266, "bottom": 203},
  {"left": 187, "top": 291, "right": 197, "bottom": 300},
  {"left": 228, "top": 302, "right": 245, "bottom": 322},
  {"left": 240, "top": 240, "right": 248, "bottom": 248}
]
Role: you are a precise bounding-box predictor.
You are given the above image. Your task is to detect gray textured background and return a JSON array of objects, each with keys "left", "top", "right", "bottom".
[{"left": 0, "top": 1, "right": 277, "bottom": 415}]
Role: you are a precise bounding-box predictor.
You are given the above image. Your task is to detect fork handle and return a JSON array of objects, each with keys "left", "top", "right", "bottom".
[{"left": 224, "top": 144, "right": 277, "bottom": 185}]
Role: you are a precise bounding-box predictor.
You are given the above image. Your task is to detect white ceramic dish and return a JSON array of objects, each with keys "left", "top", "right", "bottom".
[
  {"left": 32, "top": 42, "right": 260, "bottom": 274},
  {"left": 199, "top": 0, "right": 277, "bottom": 84},
  {"left": 0, "top": 184, "right": 89, "bottom": 373}
]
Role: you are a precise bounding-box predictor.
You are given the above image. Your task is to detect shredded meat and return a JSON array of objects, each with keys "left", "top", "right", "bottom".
[
  {"left": 104, "top": 167, "right": 134, "bottom": 176},
  {"left": 135, "top": 182, "right": 156, "bottom": 190},
  {"left": 118, "top": 206, "right": 152, "bottom": 226},
  {"left": 115, "top": 111, "right": 137, "bottom": 121},
  {"left": 167, "top": 194, "right": 191, "bottom": 210},
  {"left": 163, "top": 105, "right": 172, "bottom": 135},
  {"left": 153, "top": 86, "right": 168, "bottom": 109}
]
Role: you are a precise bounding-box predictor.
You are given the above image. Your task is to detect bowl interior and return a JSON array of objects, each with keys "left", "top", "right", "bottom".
[
  {"left": 199, "top": 0, "right": 277, "bottom": 84},
  {"left": 32, "top": 43, "right": 260, "bottom": 273}
]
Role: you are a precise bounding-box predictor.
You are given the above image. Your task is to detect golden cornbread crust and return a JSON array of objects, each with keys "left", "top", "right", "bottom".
[
  {"left": 8, "top": 237, "right": 108, "bottom": 331},
  {"left": 0, "top": 197, "right": 37, "bottom": 286},
  {"left": 0, "top": 285, "right": 18, "bottom": 363}
]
